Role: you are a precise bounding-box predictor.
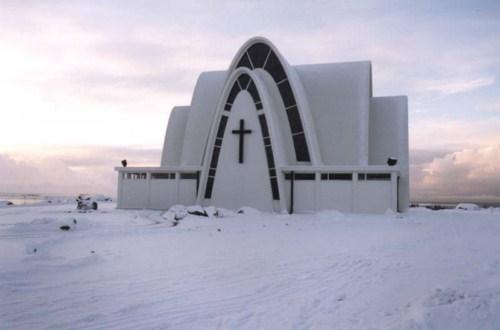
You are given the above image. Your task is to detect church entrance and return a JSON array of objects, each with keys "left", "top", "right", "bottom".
[{"left": 209, "top": 91, "right": 275, "bottom": 211}]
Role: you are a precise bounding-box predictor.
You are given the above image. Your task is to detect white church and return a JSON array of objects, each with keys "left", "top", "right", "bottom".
[{"left": 116, "top": 37, "right": 409, "bottom": 214}]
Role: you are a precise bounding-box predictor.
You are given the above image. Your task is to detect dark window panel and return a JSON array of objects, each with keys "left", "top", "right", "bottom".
[
  {"left": 367, "top": 173, "right": 391, "bottom": 181},
  {"left": 180, "top": 173, "right": 198, "bottom": 179},
  {"left": 358, "top": 173, "right": 366, "bottom": 180},
  {"left": 264, "top": 51, "right": 287, "bottom": 82},
  {"left": 265, "top": 145, "right": 275, "bottom": 168},
  {"left": 270, "top": 177, "right": 280, "bottom": 200},
  {"left": 263, "top": 137, "right": 271, "bottom": 146},
  {"left": 238, "top": 74, "right": 251, "bottom": 90},
  {"left": 284, "top": 173, "right": 292, "bottom": 180},
  {"left": 247, "top": 43, "right": 270, "bottom": 68},
  {"left": 216, "top": 116, "right": 228, "bottom": 138},
  {"left": 292, "top": 133, "right": 311, "bottom": 162},
  {"left": 294, "top": 173, "right": 315, "bottom": 180},
  {"left": 215, "top": 138, "right": 222, "bottom": 147},
  {"left": 209, "top": 169, "right": 216, "bottom": 177},
  {"left": 204, "top": 177, "right": 214, "bottom": 199},
  {"left": 236, "top": 52, "right": 252, "bottom": 69},
  {"left": 224, "top": 104, "right": 231, "bottom": 112},
  {"left": 269, "top": 168, "right": 276, "bottom": 177},
  {"left": 258, "top": 114, "right": 270, "bottom": 137},
  {"left": 277, "top": 80, "right": 296, "bottom": 108},
  {"left": 286, "top": 106, "right": 304, "bottom": 134},
  {"left": 330, "top": 173, "right": 352, "bottom": 180},
  {"left": 169, "top": 173, "right": 176, "bottom": 179},
  {"left": 321, "top": 173, "right": 328, "bottom": 180},
  {"left": 210, "top": 146, "right": 220, "bottom": 169},
  {"left": 151, "top": 173, "right": 171, "bottom": 179},
  {"left": 256, "top": 102, "right": 263, "bottom": 110},
  {"left": 227, "top": 82, "right": 241, "bottom": 104},
  {"left": 247, "top": 81, "right": 261, "bottom": 104}
]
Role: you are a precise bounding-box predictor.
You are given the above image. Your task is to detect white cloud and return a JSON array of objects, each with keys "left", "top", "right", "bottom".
[{"left": 411, "top": 145, "right": 500, "bottom": 203}]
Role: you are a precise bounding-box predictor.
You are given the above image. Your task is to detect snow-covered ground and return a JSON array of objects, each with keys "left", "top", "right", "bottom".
[{"left": 1, "top": 203, "right": 500, "bottom": 329}]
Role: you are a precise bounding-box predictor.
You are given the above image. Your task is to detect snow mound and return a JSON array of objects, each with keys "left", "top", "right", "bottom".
[
  {"left": 455, "top": 203, "right": 481, "bottom": 211},
  {"left": 0, "top": 200, "right": 14, "bottom": 207},
  {"left": 236, "top": 206, "right": 261, "bottom": 215},
  {"left": 402, "top": 288, "right": 500, "bottom": 329},
  {"left": 10, "top": 217, "right": 92, "bottom": 233}
]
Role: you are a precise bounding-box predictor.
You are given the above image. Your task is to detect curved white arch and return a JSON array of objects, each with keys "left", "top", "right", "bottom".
[
  {"left": 197, "top": 67, "right": 288, "bottom": 212},
  {"left": 227, "top": 36, "right": 322, "bottom": 165}
]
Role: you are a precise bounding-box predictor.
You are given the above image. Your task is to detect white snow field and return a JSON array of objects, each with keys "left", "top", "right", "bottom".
[{"left": 1, "top": 203, "right": 500, "bottom": 329}]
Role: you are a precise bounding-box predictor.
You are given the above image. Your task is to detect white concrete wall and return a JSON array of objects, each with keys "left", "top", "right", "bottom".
[
  {"left": 117, "top": 171, "right": 199, "bottom": 210},
  {"left": 180, "top": 71, "right": 227, "bottom": 166},
  {"left": 282, "top": 171, "right": 395, "bottom": 214},
  {"left": 120, "top": 177, "right": 149, "bottom": 209},
  {"left": 293, "top": 180, "right": 316, "bottom": 212},
  {"left": 317, "top": 180, "right": 353, "bottom": 212},
  {"left": 178, "top": 179, "right": 197, "bottom": 206},
  {"left": 369, "top": 96, "right": 409, "bottom": 211},
  {"left": 149, "top": 178, "right": 177, "bottom": 209},
  {"left": 161, "top": 107, "right": 190, "bottom": 167},
  {"left": 209, "top": 92, "right": 274, "bottom": 211},
  {"left": 356, "top": 181, "right": 392, "bottom": 213},
  {"left": 295, "top": 62, "right": 372, "bottom": 166}
]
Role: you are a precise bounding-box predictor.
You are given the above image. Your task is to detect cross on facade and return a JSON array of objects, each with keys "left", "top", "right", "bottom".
[{"left": 232, "top": 119, "right": 252, "bottom": 163}]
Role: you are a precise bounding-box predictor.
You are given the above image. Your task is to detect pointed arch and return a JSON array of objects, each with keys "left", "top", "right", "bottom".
[
  {"left": 228, "top": 37, "right": 317, "bottom": 163},
  {"left": 201, "top": 69, "right": 282, "bottom": 205}
]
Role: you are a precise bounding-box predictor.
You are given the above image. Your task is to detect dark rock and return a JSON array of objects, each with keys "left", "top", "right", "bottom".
[
  {"left": 73, "top": 219, "right": 77, "bottom": 224},
  {"left": 217, "top": 228, "right": 221, "bottom": 232},
  {"left": 33, "top": 248, "right": 37, "bottom": 253},
  {"left": 187, "top": 210, "right": 208, "bottom": 217},
  {"left": 90, "top": 251, "right": 95, "bottom": 254},
  {"left": 59, "top": 225, "right": 71, "bottom": 231}
]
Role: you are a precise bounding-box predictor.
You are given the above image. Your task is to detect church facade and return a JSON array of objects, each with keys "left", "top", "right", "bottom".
[{"left": 116, "top": 37, "right": 409, "bottom": 213}]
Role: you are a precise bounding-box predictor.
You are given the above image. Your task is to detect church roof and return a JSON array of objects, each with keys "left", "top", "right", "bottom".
[{"left": 163, "top": 37, "right": 382, "bottom": 167}]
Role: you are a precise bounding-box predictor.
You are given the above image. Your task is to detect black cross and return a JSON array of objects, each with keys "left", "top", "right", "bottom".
[{"left": 232, "top": 119, "right": 252, "bottom": 163}]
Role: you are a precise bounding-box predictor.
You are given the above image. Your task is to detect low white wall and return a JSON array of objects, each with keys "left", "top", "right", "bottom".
[
  {"left": 318, "top": 180, "right": 353, "bottom": 212},
  {"left": 178, "top": 179, "right": 198, "bottom": 206},
  {"left": 117, "top": 169, "right": 200, "bottom": 210},
  {"left": 356, "top": 181, "right": 392, "bottom": 213},
  {"left": 283, "top": 170, "right": 397, "bottom": 214},
  {"left": 121, "top": 179, "right": 149, "bottom": 209},
  {"left": 150, "top": 179, "right": 177, "bottom": 209}
]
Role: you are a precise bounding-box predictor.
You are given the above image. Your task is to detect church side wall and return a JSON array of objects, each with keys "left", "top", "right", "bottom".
[
  {"left": 295, "top": 62, "right": 371, "bottom": 166},
  {"left": 180, "top": 71, "right": 227, "bottom": 166},
  {"left": 161, "top": 106, "right": 190, "bottom": 167},
  {"left": 369, "top": 96, "right": 409, "bottom": 211}
]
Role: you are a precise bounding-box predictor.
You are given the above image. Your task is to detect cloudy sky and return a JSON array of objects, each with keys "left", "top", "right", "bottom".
[{"left": 0, "top": 1, "right": 499, "bottom": 202}]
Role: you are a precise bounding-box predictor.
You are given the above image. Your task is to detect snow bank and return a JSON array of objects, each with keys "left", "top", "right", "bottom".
[{"left": 1, "top": 204, "right": 500, "bottom": 329}]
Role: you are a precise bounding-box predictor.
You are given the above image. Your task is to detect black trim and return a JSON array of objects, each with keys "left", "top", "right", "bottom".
[
  {"left": 151, "top": 173, "right": 175, "bottom": 179},
  {"left": 238, "top": 73, "right": 251, "bottom": 90},
  {"left": 227, "top": 82, "right": 241, "bottom": 104},
  {"left": 237, "top": 52, "right": 252, "bottom": 69},
  {"left": 329, "top": 173, "right": 352, "bottom": 180},
  {"left": 367, "top": 173, "right": 391, "bottom": 181},
  {"left": 236, "top": 43, "right": 311, "bottom": 163},
  {"left": 264, "top": 51, "right": 287, "bottom": 83},
  {"left": 210, "top": 146, "right": 220, "bottom": 169},
  {"left": 247, "top": 81, "right": 261, "bottom": 104},
  {"left": 286, "top": 106, "right": 304, "bottom": 134},
  {"left": 180, "top": 173, "right": 198, "bottom": 179},
  {"left": 204, "top": 73, "right": 280, "bottom": 201},
  {"left": 204, "top": 177, "right": 214, "bottom": 199},
  {"left": 292, "top": 133, "right": 310, "bottom": 162},
  {"left": 285, "top": 173, "right": 315, "bottom": 180},
  {"left": 216, "top": 116, "right": 228, "bottom": 138},
  {"left": 247, "top": 43, "right": 270, "bottom": 68},
  {"left": 358, "top": 173, "right": 366, "bottom": 180}
]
